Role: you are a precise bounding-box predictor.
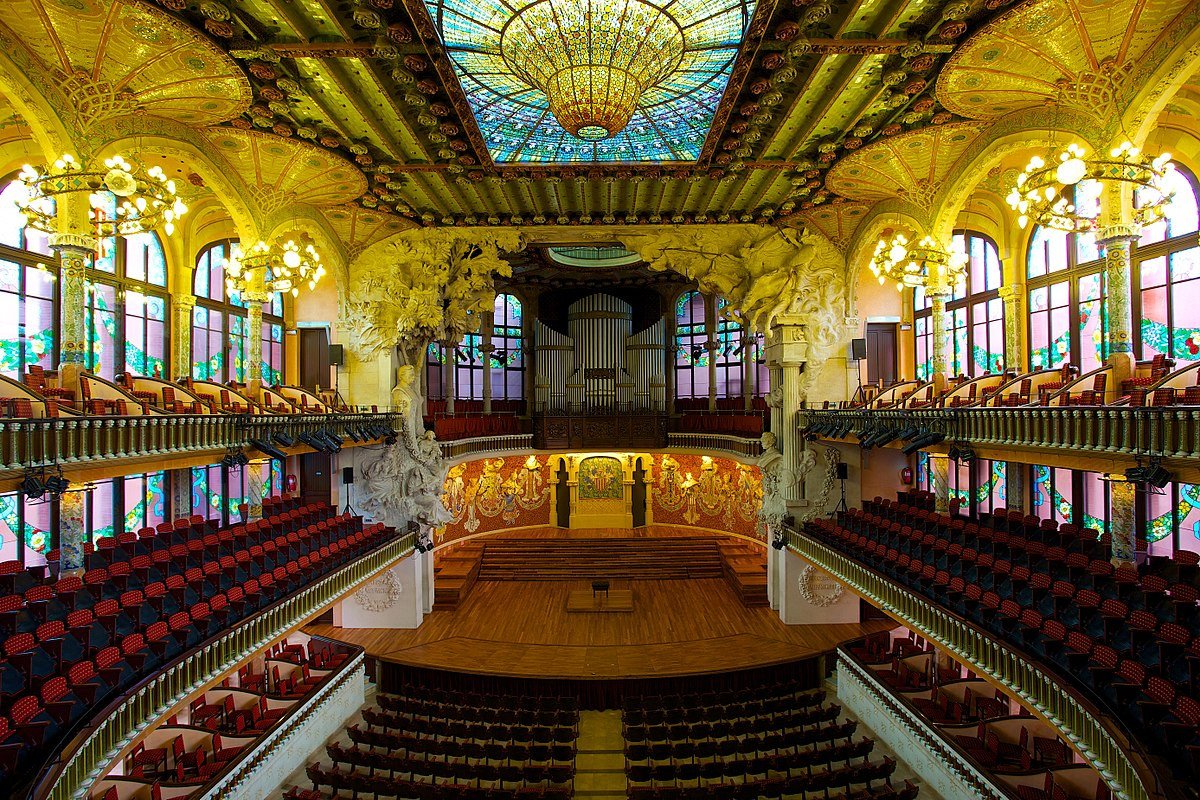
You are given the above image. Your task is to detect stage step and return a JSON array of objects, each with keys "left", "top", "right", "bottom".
[
  {"left": 573, "top": 710, "right": 628, "bottom": 800},
  {"left": 718, "top": 539, "right": 770, "bottom": 607},
  {"left": 433, "top": 541, "right": 484, "bottom": 609},
  {"left": 477, "top": 537, "right": 724, "bottom": 581}
]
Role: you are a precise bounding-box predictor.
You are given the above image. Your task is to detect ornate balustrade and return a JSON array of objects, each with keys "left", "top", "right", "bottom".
[
  {"left": 797, "top": 406, "right": 1199, "bottom": 461},
  {"left": 0, "top": 411, "right": 404, "bottom": 473},
  {"left": 29, "top": 531, "right": 416, "bottom": 800},
  {"left": 666, "top": 432, "right": 764, "bottom": 459},
  {"left": 439, "top": 433, "right": 536, "bottom": 460},
  {"left": 437, "top": 431, "right": 763, "bottom": 461},
  {"left": 784, "top": 527, "right": 1165, "bottom": 800}
]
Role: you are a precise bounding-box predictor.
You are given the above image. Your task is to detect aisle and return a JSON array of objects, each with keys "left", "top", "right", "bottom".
[{"left": 573, "top": 710, "right": 627, "bottom": 800}]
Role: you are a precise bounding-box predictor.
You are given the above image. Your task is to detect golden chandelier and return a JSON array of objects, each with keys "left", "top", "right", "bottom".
[
  {"left": 870, "top": 233, "right": 967, "bottom": 292},
  {"left": 225, "top": 236, "right": 327, "bottom": 298},
  {"left": 500, "top": 0, "right": 685, "bottom": 140},
  {"left": 1006, "top": 141, "right": 1175, "bottom": 232},
  {"left": 16, "top": 154, "right": 188, "bottom": 238}
]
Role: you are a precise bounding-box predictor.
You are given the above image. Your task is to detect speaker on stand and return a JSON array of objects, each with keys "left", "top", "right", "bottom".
[
  {"left": 850, "top": 338, "right": 867, "bottom": 404},
  {"left": 833, "top": 462, "right": 849, "bottom": 515},
  {"left": 329, "top": 344, "right": 347, "bottom": 409},
  {"left": 342, "top": 465, "right": 355, "bottom": 515}
]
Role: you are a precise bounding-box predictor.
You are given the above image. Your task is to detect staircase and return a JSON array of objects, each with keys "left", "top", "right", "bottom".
[
  {"left": 476, "top": 537, "right": 725, "bottom": 581},
  {"left": 718, "top": 538, "right": 770, "bottom": 607}
]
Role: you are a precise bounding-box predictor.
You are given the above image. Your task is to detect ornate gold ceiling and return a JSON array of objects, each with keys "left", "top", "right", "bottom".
[{"left": 0, "top": 0, "right": 1197, "bottom": 233}]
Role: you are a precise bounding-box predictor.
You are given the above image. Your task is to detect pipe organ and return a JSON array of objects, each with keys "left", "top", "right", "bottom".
[{"left": 533, "top": 293, "right": 665, "bottom": 412}]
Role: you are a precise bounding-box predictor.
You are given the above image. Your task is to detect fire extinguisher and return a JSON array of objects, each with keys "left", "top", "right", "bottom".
[
  {"left": 285, "top": 474, "right": 298, "bottom": 493},
  {"left": 900, "top": 466, "right": 914, "bottom": 486}
]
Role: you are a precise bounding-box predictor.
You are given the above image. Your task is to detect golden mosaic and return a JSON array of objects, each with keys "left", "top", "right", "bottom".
[{"left": 205, "top": 128, "right": 367, "bottom": 209}]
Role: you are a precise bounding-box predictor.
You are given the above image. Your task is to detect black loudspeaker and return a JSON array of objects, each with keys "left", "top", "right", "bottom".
[
  {"left": 342, "top": 466, "right": 354, "bottom": 485},
  {"left": 850, "top": 338, "right": 867, "bottom": 360},
  {"left": 835, "top": 462, "right": 849, "bottom": 480},
  {"left": 329, "top": 344, "right": 345, "bottom": 366}
]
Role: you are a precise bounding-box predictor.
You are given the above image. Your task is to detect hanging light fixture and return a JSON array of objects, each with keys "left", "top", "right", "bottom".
[
  {"left": 500, "top": 0, "right": 685, "bottom": 140},
  {"left": 1006, "top": 140, "right": 1175, "bottom": 231},
  {"left": 15, "top": 153, "right": 188, "bottom": 237},
  {"left": 225, "top": 234, "right": 327, "bottom": 298},
  {"left": 870, "top": 233, "right": 967, "bottom": 291}
]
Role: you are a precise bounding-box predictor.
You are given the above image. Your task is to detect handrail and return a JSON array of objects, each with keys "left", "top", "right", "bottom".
[
  {"left": 797, "top": 406, "right": 1199, "bottom": 460},
  {"left": 437, "top": 431, "right": 764, "bottom": 460},
  {"left": 439, "top": 433, "right": 535, "bottom": 460},
  {"left": 836, "top": 643, "right": 1014, "bottom": 800},
  {"left": 666, "top": 432, "right": 764, "bottom": 458},
  {"left": 784, "top": 527, "right": 1164, "bottom": 800},
  {"left": 0, "top": 411, "right": 405, "bottom": 472},
  {"left": 29, "top": 531, "right": 416, "bottom": 800}
]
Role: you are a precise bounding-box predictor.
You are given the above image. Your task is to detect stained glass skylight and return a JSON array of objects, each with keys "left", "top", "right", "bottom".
[{"left": 423, "top": 0, "right": 757, "bottom": 164}]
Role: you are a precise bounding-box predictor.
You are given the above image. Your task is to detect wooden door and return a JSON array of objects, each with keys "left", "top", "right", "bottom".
[
  {"left": 865, "top": 323, "right": 898, "bottom": 387},
  {"left": 299, "top": 328, "right": 331, "bottom": 392},
  {"left": 300, "top": 452, "right": 332, "bottom": 507}
]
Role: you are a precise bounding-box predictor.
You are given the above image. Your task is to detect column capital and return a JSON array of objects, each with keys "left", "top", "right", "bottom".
[
  {"left": 48, "top": 232, "right": 98, "bottom": 254},
  {"left": 1096, "top": 223, "right": 1139, "bottom": 244},
  {"left": 997, "top": 284, "right": 1023, "bottom": 302},
  {"left": 173, "top": 294, "right": 197, "bottom": 310}
]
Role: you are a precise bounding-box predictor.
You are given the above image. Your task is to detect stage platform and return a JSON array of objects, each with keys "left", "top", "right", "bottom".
[{"left": 307, "top": 577, "right": 892, "bottom": 681}]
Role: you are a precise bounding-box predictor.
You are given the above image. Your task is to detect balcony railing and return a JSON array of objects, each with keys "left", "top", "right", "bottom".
[
  {"left": 439, "top": 433, "right": 536, "bottom": 460},
  {"left": 784, "top": 527, "right": 1163, "bottom": 800},
  {"left": 797, "top": 406, "right": 1199, "bottom": 461},
  {"left": 667, "top": 432, "right": 764, "bottom": 459},
  {"left": 30, "top": 531, "right": 416, "bottom": 800},
  {"left": 0, "top": 411, "right": 405, "bottom": 472},
  {"left": 436, "top": 431, "right": 764, "bottom": 461}
]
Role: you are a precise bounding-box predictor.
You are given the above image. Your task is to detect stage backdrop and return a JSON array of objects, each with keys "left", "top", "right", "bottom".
[
  {"left": 649, "top": 454, "right": 764, "bottom": 540},
  {"left": 436, "top": 452, "right": 763, "bottom": 544}
]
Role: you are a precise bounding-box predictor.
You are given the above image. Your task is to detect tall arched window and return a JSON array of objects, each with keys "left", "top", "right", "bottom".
[
  {"left": 714, "top": 297, "right": 743, "bottom": 397},
  {"left": 193, "top": 240, "right": 248, "bottom": 382},
  {"left": 914, "top": 230, "right": 1003, "bottom": 379},
  {"left": 1026, "top": 181, "right": 1108, "bottom": 372},
  {"left": 0, "top": 180, "right": 57, "bottom": 378},
  {"left": 1133, "top": 166, "right": 1200, "bottom": 359},
  {"left": 84, "top": 195, "right": 169, "bottom": 380},
  {"left": 675, "top": 290, "right": 709, "bottom": 399},
  {"left": 491, "top": 293, "right": 524, "bottom": 401},
  {"left": 260, "top": 274, "right": 285, "bottom": 385}
]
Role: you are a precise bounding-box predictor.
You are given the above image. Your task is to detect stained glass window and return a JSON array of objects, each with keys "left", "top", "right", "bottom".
[
  {"left": 675, "top": 290, "right": 710, "bottom": 399},
  {"left": 126, "top": 291, "right": 168, "bottom": 378},
  {"left": 123, "top": 472, "right": 167, "bottom": 533},
  {"left": 913, "top": 231, "right": 1003, "bottom": 378},
  {"left": 456, "top": 333, "right": 485, "bottom": 400},
  {"left": 0, "top": 181, "right": 58, "bottom": 378},
  {"left": 86, "top": 479, "right": 117, "bottom": 542},
  {"left": 191, "top": 464, "right": 224, "bottom": 523},
  {"left": 0, "top": 182, "right": 52, "bottom": 256},
  {"left": 84, "top": 282, "right": 118, "bottom": 379},
  {"left": 491, "top": 293, "right": 524, "bottom": 401},
  {"left": 1082, "top": 471, "right": 1110, "bottom": 537},
  {"left": 426, "top": 342, "right": 446, "bottom": 401},
  {"left": 1078, "top": 272, "right": 1107, "bottom": 372},
  {"left": 0, "top": 491, "right": 52, "bottom": 566},
  {"left": 1031, "top": 465, "right": 1073, "bottom": 525},
  {"left": 422, "top": 0, "right": 756, "bottom": 163},
  {"left": 715, "top": 297, "right": 744, "bottom": 398},
  {"left": 193, "top": 240, "right": 258, "bottom": 383},
  {"left": 1029, "top": 281, "right": 1071, "bottom": 370},
  {"left": 262, "top": 321, "right": 284, "bottom": 386}
]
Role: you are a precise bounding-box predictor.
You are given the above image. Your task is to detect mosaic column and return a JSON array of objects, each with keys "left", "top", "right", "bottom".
[
  {"left": 172, "top": 295, "right": 196, "bottom": 381},
  {"left": 930, "top": 291, "right": 949, "bottom": 382},
  {"left": 929, "top": 454, "right": 951, "bottom": 515},
  {"left": 49, "top": 235, "right": 93, "bottom": 369},
  {"left": 1108, "top": 476, "right": 1137, "bottom": 565},
  {"left": 246, "top": 459, "right": 267, "bottom": 521},
  {"left": 172, "top": 468, "right": 192, "bottom": 520},
  {"left": 243, "top": 289, "right": 267, "bottom": 385},
  {"left": 1005, "top": 462, "right": 1025, "bottom": 512},
  {"left": 58, "top": 487, "right": 85, "bottom": 575},
  {"left": 442, "top": 339, "right": 456, "bottom": 415},
  {"left": 780, "top": 362, "right": 805, "bottom": 504},
  {"left": 997, "top": 284, "right": 1024, "bottom": 373},
  {"left": 1099, "top": 224, "right": 1138, "bottom": 357},
  {"left": 742, "top": 332, "right": 753, "bottom": 412}
]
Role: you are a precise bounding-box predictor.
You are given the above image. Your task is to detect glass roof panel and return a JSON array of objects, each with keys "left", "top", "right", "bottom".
[{"left": 424, "top": 0, "right": 756, "bottom": 164}]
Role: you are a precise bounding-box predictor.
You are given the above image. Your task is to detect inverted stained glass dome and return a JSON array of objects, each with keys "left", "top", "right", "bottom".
[{"left": 423, "top": 0, "right": 757, "bottom": 164}]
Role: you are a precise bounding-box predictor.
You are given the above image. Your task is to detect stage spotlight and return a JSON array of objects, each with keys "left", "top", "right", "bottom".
[
  {"left": 298, "top": 432, "right": 326, "bottom": 452},
  {"left": 1144, "top": 462, "right": 1172, "bottom": 489},
  {"left": 45, "top": 474, "right": 70, "bottom": 495},
  {"left": 345, "top": 428, "right": 362, "bottom": 443},
  {"left": 234, "top": 450, "right": 250, "bottom": 467},
  {"left": 955, "top": 446, "right": 975, "bottom": 464},
  {"left": 248, "top": 438, "right": 288, "bottom": 462},
  {"left": 273, "top": 432, "right": 296, "bottom": 448},
  {"left": 771, "top": 534, "right": 786, "bottom": 551},
  {"left": 220, "top": 452, "right": 236, "bottom": 468},
  {"left": 20, "top": 473, "right": 45, "bottom": 499}
]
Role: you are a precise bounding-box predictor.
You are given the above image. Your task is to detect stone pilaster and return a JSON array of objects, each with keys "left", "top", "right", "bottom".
[
  {"left": 705, "top": 340, "right": 720, "bottom": 410},
  {"left": 246, "top": 459, "right": 267, "bottom": 521},
  {"left": 929, "top": 454, "right": 951, "bottom": 515},
  {"left": 742, "top": 332, "right": 753, "bottom": 411},
  {"left": 1108, "top": 477, "right": 1137, "bottom": 565},
  {"left": 172, "top": 295, "right": 196, "bottom": 381},
  {"left": 480, "top": 333, "right": 494, "bottom": 416},
  {"left": 172, "top": 467, "right": 192, "bottom": 520},
  {"left": 766, "top": 318, "right": 810, "bottom": 507},
  {"left": 244, "top": 289, "right": 267, "bottom": 387},
  {"left": 58, "top": 488, "right": 85, "bottom": 575},
  {"left": 442, "top": 340, "right": 455, "bottom": 415}
]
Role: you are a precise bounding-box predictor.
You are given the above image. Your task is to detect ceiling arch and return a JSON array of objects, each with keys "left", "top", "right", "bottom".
[
  {"left": 825, "top": 122, "right": 988, "bottom": 210},
  {"left": 936, "top": 0, "right": 1196, "bottom": 122},
  {"left": 0, "top": 0, "right": 250, "bottom": 129}
]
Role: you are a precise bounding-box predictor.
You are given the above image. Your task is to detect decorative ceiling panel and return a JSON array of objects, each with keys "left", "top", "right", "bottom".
[
  {"left": 0, "top": 0, "right": 250, "bottom": 127},
  {"left": 937, "top": 0, "right": 1198, "bottom": 121},
  {"left": 422, "top": 0, "right": 756, "bottom": 163}
]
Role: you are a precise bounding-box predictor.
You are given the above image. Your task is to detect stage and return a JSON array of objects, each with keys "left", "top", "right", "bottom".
[{"left": 307, "top": 576, "right": 892, "bottom": 681}]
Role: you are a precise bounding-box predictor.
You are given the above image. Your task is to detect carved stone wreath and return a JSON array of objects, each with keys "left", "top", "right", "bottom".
[
  {"left": 797, "top": 564, "right": 845, "bottom": 607},
  {"left": 352, "top": 569, "right": 402, "bottom": 613}
]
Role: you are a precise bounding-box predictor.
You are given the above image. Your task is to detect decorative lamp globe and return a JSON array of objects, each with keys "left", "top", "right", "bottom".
[{"left": 500, "top": 0, "right": 685, "bottom": 140}]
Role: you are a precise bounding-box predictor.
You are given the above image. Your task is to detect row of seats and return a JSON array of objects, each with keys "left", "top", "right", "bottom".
[
  {"left": 290, "top": 683, "right": 580, "bottom": 800},
  {"left": 433, "top": 415, "right": 525, "bottom": 440},
  {"left": 806, "top": 494, "right": 1200, "bottom": 780},
  {"left": 671, "top": 413, "right": 765, "bottom": 436},
  {"left": 0, "top": 500, "right": 396, "bottom": 785},
  {"left": 627, "top": 758, "right": 904, "bottom": 800}
]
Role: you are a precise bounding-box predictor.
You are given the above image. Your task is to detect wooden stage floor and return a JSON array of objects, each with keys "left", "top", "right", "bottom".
[{"left": 306, "top": 578, "right": 893, "bottom": 680}]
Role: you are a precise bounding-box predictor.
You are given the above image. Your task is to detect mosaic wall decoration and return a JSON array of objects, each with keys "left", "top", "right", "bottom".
[
  {"left": 578, "top": 456, "right": 623, "bottom": 500},
  {"left": 439, "top": 455, "right": 552, "bottom": 541},
  {"left": 421, "top": 0, "right": 756, "bottom": 163},
  {"left": 652, "top": 453, "right": 763, "bottom": 538}
]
